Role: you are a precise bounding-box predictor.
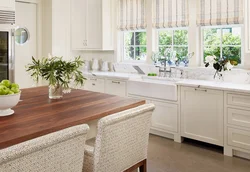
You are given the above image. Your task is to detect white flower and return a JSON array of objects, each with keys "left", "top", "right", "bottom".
[
  {"left": 205, "top": 55, "right": 216, "bottom": 64},
  {"left": 225, "top": 61, "right": 233, "bottom": 70},
  {"left": 48, "top": 53, "right": 53, "bottom": 59}
]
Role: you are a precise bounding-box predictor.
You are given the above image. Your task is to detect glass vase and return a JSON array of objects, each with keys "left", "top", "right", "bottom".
[
  {"left": 49, "top": 85, "right": 63, "bottom": 99},
  {"left": 214, "top": 71, "right": 224, "bottom": 82}
]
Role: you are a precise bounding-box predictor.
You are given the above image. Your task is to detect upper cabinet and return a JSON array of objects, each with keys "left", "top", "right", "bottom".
[
  {"left": 71, "top": 0, "right": 113, "bottom": 50},
  {"left": 0, "top": 0, "right": 15, "bottom": 11}
]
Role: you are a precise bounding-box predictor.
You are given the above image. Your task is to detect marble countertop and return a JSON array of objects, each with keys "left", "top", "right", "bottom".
[
  {"left": 176, "top": 79, "right": 250, "bottom": 93},
  {"left": 83, "top": 71, "right": 141, "bottom": 80},
  {"left": 83, "top": 71, "right": 250, "bottom": 93}
]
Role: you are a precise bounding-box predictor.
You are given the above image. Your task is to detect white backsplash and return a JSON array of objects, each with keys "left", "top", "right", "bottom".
[{"left": 111, "top": 63, "right": 250, "bottom": 84}]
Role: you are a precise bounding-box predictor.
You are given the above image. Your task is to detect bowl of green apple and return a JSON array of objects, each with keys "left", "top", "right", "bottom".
[{"left": 0, "top": 80, "right": 21, "bottom": 117}]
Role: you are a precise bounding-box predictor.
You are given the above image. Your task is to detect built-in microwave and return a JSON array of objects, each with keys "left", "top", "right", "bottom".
[{"left": 0, "top": 26, "right": 15, "bottom": 82}]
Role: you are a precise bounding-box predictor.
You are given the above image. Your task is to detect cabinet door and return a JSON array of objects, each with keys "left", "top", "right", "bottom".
[
  {"left": 0, "top": 0, "right": 15, "bottom": 11},
  {"left": 151, "top": 100, "right": 178, "bottom": 133},
  {"left": 71, "top": 0, "right": 87, "bottom": 50},
  {"left": 181, "top": 87, "right": 224, "bottom": 146},
  {"left": 105, "top": 79, "right": 126, "bottom": 97},
  {"left": 86, "top": 0, "right": 102, "bottom": 49}
]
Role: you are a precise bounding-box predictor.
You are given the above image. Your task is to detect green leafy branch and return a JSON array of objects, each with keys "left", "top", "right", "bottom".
[{"left": 26, "top": 56, "right": 86, "bottom": 91}]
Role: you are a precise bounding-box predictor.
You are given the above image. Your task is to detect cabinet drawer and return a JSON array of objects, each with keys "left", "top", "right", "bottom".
[
  {"left": 105, "top": 79, "right": 126, "bottom": 97},
  {"left": 228, "top": 127, "right": 250, "bottom": 150},
  {"left": 85, "top": 78, "right": 105, "bottom": 93},
  {"left": 227, "top": 93, "right": 250, "bottom": 108},
  {"left": 227, "top": 108, "right": 250, "bottom": 128}
]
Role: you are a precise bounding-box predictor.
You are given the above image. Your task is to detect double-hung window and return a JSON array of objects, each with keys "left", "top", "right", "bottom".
[
  {"left": 158, "top": 29, "right": 188, "bottom": 59},
  {"left": 118, "top": 0, "right": 147, "bottom": 62},
  {"left": 153, "top": 0, "right": 189, "bottom": 62},
  {"left": 124, "top": 31, "right": 147, "bottom": 61},
  {"left": 202, "top": 26, "right": 242, "bottom": 64},
  {"left": 197, "top": 0, "right": 244, "bottom": 65}
]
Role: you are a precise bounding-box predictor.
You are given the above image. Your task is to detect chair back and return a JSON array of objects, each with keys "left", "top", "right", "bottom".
[
  {"left": 0, "top": 124, "right": 89, "bottom": 172},
  {"left": 93, "top": 103, "right": 155, "bottom": 172}
]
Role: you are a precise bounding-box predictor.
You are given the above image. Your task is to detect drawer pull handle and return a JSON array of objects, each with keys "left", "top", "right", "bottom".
[
  {"left": 112, "top": 81, "right": 120, "bottom": 84},
  {"left": 90, "top": 79, "right": 97, "bottom": 81},
  {"left": 195, "top": 88, "right": 207, "bottom": 92}
]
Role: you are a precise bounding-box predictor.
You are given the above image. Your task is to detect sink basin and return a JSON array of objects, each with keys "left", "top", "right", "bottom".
[{"left": 127, "top": 78, "right": 178, "bottom": 101}]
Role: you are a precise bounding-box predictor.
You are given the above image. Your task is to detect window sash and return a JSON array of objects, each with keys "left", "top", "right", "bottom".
[
  {"left": 201, "top": 26, "right": 243, "bottom": 63},
  {"left": 123, "top": 31, "right": 147, "bottom": 61}
]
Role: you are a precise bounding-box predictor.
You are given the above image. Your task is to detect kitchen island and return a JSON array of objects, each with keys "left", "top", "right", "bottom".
[{"left": 0, "top": 86, "right": 145, "bottom": 149}]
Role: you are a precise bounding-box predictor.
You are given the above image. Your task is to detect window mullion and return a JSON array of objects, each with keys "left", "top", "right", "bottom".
[
  {"left": 220, "top": 28, "right": 223, "bottom": 59},
  {"left": 172, "top": 30, "right": 174, "bottom": 51},
  {"left": 134, "top": 31, "right": 136, "bottom": 60}
]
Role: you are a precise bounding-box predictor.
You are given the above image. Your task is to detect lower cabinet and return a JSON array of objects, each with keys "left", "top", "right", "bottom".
[
  {"left": 227, "top": 127, "right": 250, "bottom": 151},
  {"left": 128, "top": 94, "right": 179, "bottom": 137},
  {"left": 83, "top": 76, "right": 127, "bottom": 96},
  {"left": 181, "top": 86, "right": 224, "bottom": 146},
  {"left": 150, "top": 100, "right": 178, "bottom": 133},
  {"left": 105, "top": 79, "right": 127, "bottom": 97},
  {"left": 84, "top": 78, "right": 105, "bottom": 93}
]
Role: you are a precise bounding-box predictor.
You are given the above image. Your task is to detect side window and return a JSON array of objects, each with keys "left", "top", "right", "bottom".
[{"left": 123, "top": 31, "right": 147, "bottom": 61}]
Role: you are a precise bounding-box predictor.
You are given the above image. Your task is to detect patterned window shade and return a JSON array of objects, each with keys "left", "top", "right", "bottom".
[
  {"left": 152, "top": 0, "right": 189, "bottom": 28},
  {"left": 118, "top": 0, "right": 146, "bottom": 31},
  {"left": 197, "top": 0, "right": 244, "bottom": 26}
]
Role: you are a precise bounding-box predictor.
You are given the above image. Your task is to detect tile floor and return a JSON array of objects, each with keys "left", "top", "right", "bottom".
[{"left": 147, "top": 135, "right": 250, "bottom": 172}]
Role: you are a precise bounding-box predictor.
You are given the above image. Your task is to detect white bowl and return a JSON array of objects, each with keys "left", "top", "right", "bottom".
[{"left": 0, "top": 92, "right": 21, "bottom": 117}]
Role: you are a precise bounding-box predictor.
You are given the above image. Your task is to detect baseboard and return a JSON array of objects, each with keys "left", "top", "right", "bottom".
[
  {"left": 234, "top": 150, "right": 250, "bottom": 160},
  {"left": 150, "top": 129, "right": 174, "bottom": 140}
]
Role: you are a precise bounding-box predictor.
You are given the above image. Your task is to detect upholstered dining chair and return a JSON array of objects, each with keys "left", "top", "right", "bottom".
[
  {"left": 0, "top": 124, "right": 89, "bottom": 172},
  {"left": 83, "top": 103, "right": 155, "bottom": 172}
]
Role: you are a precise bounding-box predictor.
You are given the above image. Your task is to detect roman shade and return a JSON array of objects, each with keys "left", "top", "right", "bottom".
[
  {"left": 118, "top": 0, "right": 146, "bottom": 30},
  {"left": 197, "top": 0, "right": 244, "bottom": 26},
  {"left": 152, "top": 0, "right": 189, "bottom": 28}
]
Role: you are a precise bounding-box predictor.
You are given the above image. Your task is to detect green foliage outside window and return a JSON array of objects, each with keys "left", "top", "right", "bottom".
[
  {"left": 124, "top": 31, "right": 147, "bottom": 61},
  {"left": 158, "top": 30, "right": 188, "bottom": 60},
  {"left": 203, "top": 28, "right": 241, "bottom": 65}
]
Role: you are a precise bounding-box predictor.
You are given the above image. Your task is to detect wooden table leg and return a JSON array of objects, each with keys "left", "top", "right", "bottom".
[{"left": 139, "top": 159, "right": 147, "bottom": 172}]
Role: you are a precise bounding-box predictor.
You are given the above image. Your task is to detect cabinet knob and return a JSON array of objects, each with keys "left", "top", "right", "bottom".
[{"left": 92, "top": 83, "right": 95, "bottom": 86}]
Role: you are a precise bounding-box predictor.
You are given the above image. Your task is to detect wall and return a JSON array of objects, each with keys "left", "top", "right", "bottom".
[
  {"left": 42, "top": 0, "right": 52, "bottom": 57},
  {"left": 46, "top": 0, "right": 250, "bottom": 69},
  {"left": 50, "top": 0, "right": 115, "bottom": 62}
]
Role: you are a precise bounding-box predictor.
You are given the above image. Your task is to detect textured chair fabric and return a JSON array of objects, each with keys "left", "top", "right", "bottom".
[
  {"left": 0, "top": 124, "right": 89, "bottom": 172},
  {"left": 83, "top": 103, "right": 155, "bottom": 172}
]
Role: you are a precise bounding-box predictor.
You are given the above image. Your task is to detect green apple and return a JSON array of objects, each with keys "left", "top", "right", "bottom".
[
  {"left": 11, "top": 83, "right": 19, "bottom": 89},
  {"left": 8, "top": 90, "right": 14, "bottom": 95},
  {"left": 11, "top": 87, "right": 20, "bottom": 94},
  {"left": 1, "top": 80, "right": 11, "bottom": 88},
  {"left": 0, "top": 85, "right": 9, "bottom": 95}
]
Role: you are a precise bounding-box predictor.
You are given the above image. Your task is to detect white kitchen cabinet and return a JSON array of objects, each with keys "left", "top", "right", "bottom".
[
  {"left": 105, "top": 79, "right": 127, "bottom": 97},
  {"left": 227, "top": 127, "right": 250, "bottom": 151},
  {"left": 84, "top": 78, "right": 105, "bottom": 93},
  {"left": 150, "top": 100, "right": 178, "bottom": 133},
  {"left": 71, "top": 0, "right": 113, "bottom": 50},
  {"left": 70, "top": 0, "right": 87, "bottom": 50},
  {"left": 181, "top": 86, "right": 224, "bottom": 146},
  {"left": 224, "top": 91, "right": 250, "bottom": 157},
  {"left": 0, "top": 0, "right": 15, "bottom": 11},
  {"left": 128, "top": 93, "right": 179, "bottom": 140}
]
